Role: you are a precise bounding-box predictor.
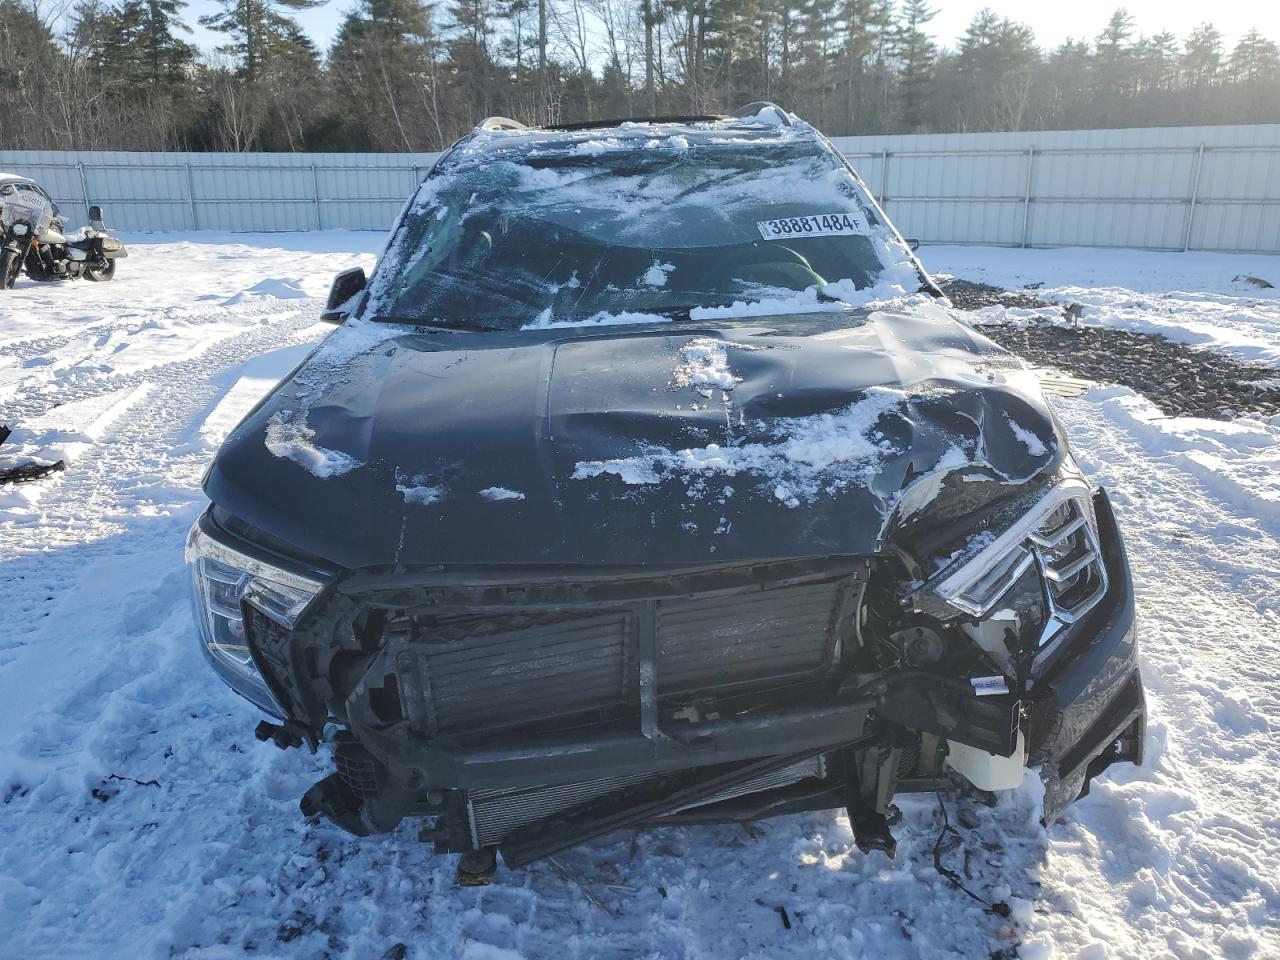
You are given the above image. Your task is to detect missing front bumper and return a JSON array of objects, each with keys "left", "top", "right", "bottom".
[{"left": 250, "top": 493, "right": 1144, "bottom": 865}]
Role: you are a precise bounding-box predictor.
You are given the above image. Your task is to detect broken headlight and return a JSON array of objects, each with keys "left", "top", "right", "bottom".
[
  {"left": 933, "top": 479, "right": 1108, "bottom": 631},
  {"left": 186, "top": 519, "right": 326, "bottom": 716}
]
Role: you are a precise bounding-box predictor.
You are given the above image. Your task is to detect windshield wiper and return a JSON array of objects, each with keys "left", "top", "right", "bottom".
[
  {"left": 371, "top": 315, "right": 506, "bottom": 332},
  {"left": 650, "top": 306, "right": 696, "bottom": 322}
]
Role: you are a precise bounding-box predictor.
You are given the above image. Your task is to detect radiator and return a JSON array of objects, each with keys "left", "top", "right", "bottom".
[{"left": 402, "top": 572, "right": 848, "bottom": 738}]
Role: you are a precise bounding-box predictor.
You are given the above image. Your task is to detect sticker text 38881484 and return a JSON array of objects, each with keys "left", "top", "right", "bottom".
[{"left": 756, "top": 212, "right": 863, "bottom": 240}]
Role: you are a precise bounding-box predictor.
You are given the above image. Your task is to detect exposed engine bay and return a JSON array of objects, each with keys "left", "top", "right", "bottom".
[{"left": 199, "top": 477, "right": 1143, "bottom": 872}]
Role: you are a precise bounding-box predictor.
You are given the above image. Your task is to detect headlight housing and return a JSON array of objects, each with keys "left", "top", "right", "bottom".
[
  {"left": 933, "top": 478, "right": 1108, "bottom": 641},
  {"left": 186, "top": 518, "right": 326, "bottom": 717}
]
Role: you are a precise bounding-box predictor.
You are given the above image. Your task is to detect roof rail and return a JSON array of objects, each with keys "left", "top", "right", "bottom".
[
  {"left": 477, "top": 116, "right": 527, "bottom": 132},
  {"left": 732, "top": 101, "right": 792, "bottom": 125},
  {"left": 544, "top": 114, "right": 727, "bottom": 131}
]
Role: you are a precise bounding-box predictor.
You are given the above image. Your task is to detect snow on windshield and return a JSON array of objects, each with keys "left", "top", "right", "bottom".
[{"left": 366, "top": 119, "right": 921, "bottom": 329}]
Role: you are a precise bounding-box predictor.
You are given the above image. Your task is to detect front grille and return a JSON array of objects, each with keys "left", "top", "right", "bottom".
[
  {"left": 467, "top": 756, "right": 827, "bottom": 846},
  {"left": 392, "top": 561, "right": 859, "bottom": 739},
  {"left": 1030, "top": 497, "right": 1107, "bottom": 623}
]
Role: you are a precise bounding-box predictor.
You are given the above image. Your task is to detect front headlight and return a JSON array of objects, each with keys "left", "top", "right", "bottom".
[
  {"left": 933, "top": 479, "right": 1108, "bottom": 628},
  {"left": 186, "top": 519, "right": 326, "bottom": 716}
]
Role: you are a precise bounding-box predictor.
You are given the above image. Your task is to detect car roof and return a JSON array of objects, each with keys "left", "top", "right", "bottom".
[
  {"left": 442, "top": 105, "right": 825, "bottom": 167},
  {"left": 0, "top": 172, "right": 36, "bottom": 184}
]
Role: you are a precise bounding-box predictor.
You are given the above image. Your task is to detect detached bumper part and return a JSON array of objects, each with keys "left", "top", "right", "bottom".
[{"left": 946, "top": 731, "right": 1027, "bottom": 792}]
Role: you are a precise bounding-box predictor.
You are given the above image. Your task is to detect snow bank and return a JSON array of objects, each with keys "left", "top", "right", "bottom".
[{"left": 1080, "top": 384, "right": 1280, "bottom": 529}]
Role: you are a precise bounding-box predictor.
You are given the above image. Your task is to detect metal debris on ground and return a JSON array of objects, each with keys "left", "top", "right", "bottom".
[{"left": 0, "top": 424, "right": 69, "bottom": 485}]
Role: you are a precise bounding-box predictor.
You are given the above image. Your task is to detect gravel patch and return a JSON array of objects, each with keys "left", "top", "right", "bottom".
[
  {"left": 939, "top": 278, "right": 1280, "bottom": 420},
  {"left": 937, "top": 278, "right": 1058, "bottom": 312}
]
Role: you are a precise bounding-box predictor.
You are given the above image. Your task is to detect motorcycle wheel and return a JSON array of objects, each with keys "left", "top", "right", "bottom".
[
  {"left": 0, "top": 250, "right": 19, "bottom": 289},
  {"left": 84, "top": 258, "right": 116, "bottom": 282},
  {"left": 23, "top": 250, "right": 56, "bottom": 281}
]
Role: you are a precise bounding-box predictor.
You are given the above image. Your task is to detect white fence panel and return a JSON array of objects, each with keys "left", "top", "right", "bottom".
[{"left": 3, "top": 124, "right": 1278, "bottom": 253}]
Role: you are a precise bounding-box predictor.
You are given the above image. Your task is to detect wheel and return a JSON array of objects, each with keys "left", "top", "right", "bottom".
[
  {"left": 0, "top": 249, "right": 19, "bottom": 289},
  {"left": 22, "top": 249, "right": 56, "bottom": 281},
  {"left": 84, "top": 257, "right": 116, "bottom": 281}
]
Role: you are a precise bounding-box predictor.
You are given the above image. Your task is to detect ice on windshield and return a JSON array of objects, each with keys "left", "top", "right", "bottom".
[{"left": 366, "top": 121, "right": 922, "bottom": 329}]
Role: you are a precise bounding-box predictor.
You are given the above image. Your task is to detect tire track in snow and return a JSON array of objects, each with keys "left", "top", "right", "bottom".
[
  {"left": 0, "top": 307, "right": 325, "bottom": 562},
  {"left": 0, "top": 301, "right": 308, "bottom": 421},
  {"left": 1019, "top": 395, "right": 1280, "bottom": 959}
]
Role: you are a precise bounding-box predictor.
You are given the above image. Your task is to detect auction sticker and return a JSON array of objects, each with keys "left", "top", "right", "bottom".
[{"left": 757, "top": 212, "right": 863, "bottom": 240}]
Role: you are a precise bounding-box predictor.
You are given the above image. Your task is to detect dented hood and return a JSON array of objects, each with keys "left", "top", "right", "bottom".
[{"left": 205, "top": 302, "right": 1066, "bottom": 569}]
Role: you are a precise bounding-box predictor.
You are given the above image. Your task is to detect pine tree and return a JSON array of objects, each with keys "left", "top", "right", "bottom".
[
  {"left": 892, "top": 0, "right": 934, "bottom": 130},
  {"left": 329, "top": 0, "right": 436, "bottom": 149},
  {"left": 93, "top": 0, "right": 194, "bottom": 84},
  {"left": 951, "top": 10, "right": 1037, "bottom": 130},
  {"left": 199, "top": 0, "right": 323, "bottom": 81},
  {"left": 1229, "top": 28, "right": 1280, "bottom": 83},
  {"left": 1135, "top": 31, "right": 1178, "bottom": 93},
  {"left": 1182, "top": 23, "right": 1223, "bottom": 86},
  {"left": 142, "top": 0, "right": 193, "bottom": 82}
]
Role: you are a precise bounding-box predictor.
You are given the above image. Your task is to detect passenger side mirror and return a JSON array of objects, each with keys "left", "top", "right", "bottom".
[
  {"left": 905, "top": 238, "right": 920, "bottom": 252},
  {"left": 322, "top": 267, "right": 367, "bottom": 323},
  {"left": 88, "top": 205, "right": 105, "bottom": 223}
]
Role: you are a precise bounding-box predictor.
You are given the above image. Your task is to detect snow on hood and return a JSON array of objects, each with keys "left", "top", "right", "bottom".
[
  {"left": 208, "top": 301, "right": 1064, "bottom": 569},
  {"left": 572, "top": 385, "right": 910, "bottom": 508},
  {"left": 260, "top": 319, "right": 405, "bottom": 478}
]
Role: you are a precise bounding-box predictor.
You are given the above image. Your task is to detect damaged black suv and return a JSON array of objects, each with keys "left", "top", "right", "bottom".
[{"left": 188, "top": 104, "right": 1145, "bottom": 877}]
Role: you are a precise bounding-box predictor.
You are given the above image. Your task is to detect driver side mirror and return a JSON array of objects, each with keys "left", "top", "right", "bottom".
[
  {"left": 322, "top": 267, "right": 367, "bottom": 323},
  {"left": 905, "top": 238, "right": 920, "bottom": 252},
  {"left": 88, "top": 205, "right": 105, "bottom": 223}
]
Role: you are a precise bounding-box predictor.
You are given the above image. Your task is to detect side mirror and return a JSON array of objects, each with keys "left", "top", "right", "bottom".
[
  {"left": 322, "top": 267, "right": 367, "bottom": 323},
  {"left": 905, "top": 238, "right": 920, "bottom": 252},
  {"left": 88, "top": 205, "right": 105, "bottom": 223}
]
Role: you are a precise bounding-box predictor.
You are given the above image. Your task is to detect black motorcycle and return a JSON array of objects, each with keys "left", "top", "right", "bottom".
[{"left": 1, "top": 175, "right": 127, "bottom": 290}]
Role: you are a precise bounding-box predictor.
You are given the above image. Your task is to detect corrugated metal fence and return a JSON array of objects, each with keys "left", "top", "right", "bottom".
[
  {"left": 2, "top": 123, "right": 1278, "bottom": 252},
  {"left": 833, "top": 124, "right": 1280, "bottom": 254}
]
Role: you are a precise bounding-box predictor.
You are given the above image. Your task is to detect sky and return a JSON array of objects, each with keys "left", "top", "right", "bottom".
[{"left": 181, "top": 0, "right": 1279, "bottom": 60}]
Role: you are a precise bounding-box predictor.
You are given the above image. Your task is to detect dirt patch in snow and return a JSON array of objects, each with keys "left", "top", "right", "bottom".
[
  {"left": 943, "top": 278, "right": 1280, "bottom": 420},
  {"left": 938, "top": 277, "right": 1058, "bottom": 312}
]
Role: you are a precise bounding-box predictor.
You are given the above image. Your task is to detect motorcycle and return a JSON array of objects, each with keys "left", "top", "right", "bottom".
[{"left": 1, "top": 175, "right": 127, "bottom": 290}]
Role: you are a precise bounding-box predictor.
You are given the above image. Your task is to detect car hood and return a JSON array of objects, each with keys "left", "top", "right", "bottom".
[{"left": 205, "top": 301, "right": 1065, "bottom": 570}]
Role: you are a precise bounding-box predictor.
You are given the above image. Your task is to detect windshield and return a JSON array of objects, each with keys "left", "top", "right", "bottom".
[{"left": 367, "top": 132, "right": 921, "bottom": 330}]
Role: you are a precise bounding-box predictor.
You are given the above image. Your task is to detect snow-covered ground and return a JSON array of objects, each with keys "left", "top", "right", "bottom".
[{"left": 1, "top": 236, "right": 1278, "bottom": 958}]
